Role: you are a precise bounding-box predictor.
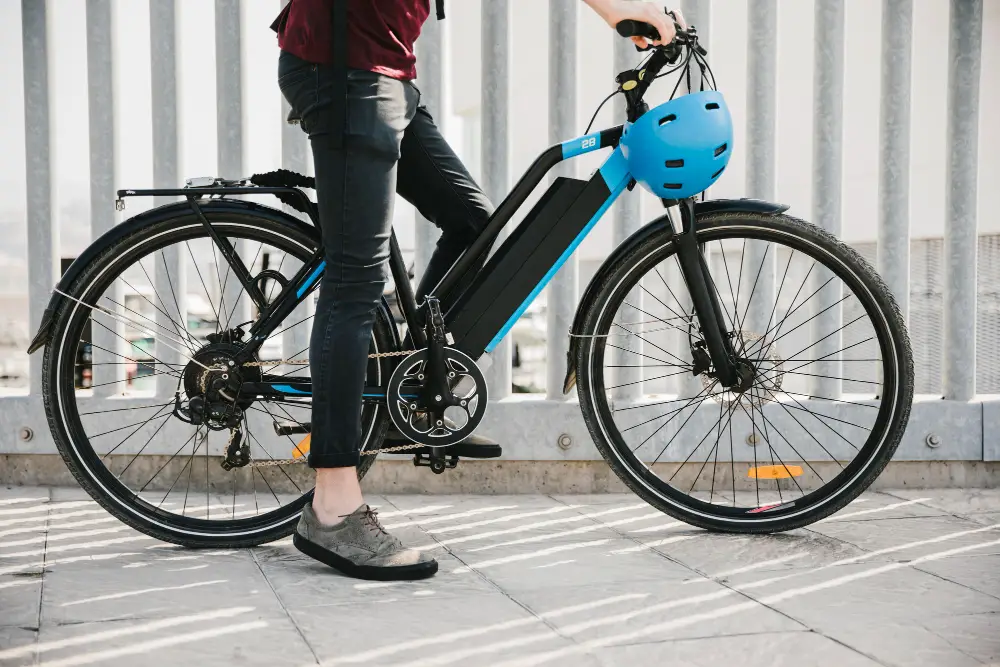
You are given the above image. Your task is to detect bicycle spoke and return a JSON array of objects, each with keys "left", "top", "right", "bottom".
[
  {"left": 159, "top": 427, "right": 203, "bottom": 509},
  {"left": 244, "top": 429, "right": 284, "bottom": 507},
  {"left": 184, "top": 240, "right": 223, "bottom": 330},
  {"left": 747, "top": 385, "right": 782, "bottom": 501},
  {"left": 250, "top": 403, "right": 305, "bottom": 492},
  {"left": 102, "top": 294, "right": 197, "bottom": 353},
  {"left": 612, "top": 321, "right": 692, "bottom": 369},
  {"left": 736, "top": 241, "right": 770, "bottom": 357},
  {"left": 622, "top": 387, "right": 725, "bottom": 434},
  {"left": 743, "top": 387, "right": 804, "bottom": 498},
  {"left": 117, "top": 408, "right": 174, "bottom": 480},
  {"left": 91, "top": 405, "right": 173, "bottom": 442},
  {"left": 637, "top": 284, "right": 689, "bottom": 335},
  {"left": 758, "top": 388, "right": 842, "bottom": 472},
  {"left": 223, "top": 240, "right": 264, "bottom": 331},
  {"left": 666, "top": 389, "right": 738, "bottom": 479},
  {"left": 267, "top": 314, "right": 317, "bottom": 346},
  {"left": 607, "top": 368, "right": 692, "bottom": 390},
  {"left": 132, "top": 264, "right": 197, "bottom": 350},
  {"left": 140, "top": 428, "right": 201, "bottom": 493},
  {"left": 768, "top": 388, "right": 865, "bottom": 449},
  {"left": 647, "top": 381, "right": 719, "bottom": 463},
  {"left": 708, "top": 396, "right": 725, "bottom": 503},
  {"left": 87, "top": 368, "right": 182, "bottom": 391},
  {"left": 80, "top": 401, "right": 172, "bottom": 417},
  {"left": 605, "top": 343, "right": 681, "bottom": 368}
]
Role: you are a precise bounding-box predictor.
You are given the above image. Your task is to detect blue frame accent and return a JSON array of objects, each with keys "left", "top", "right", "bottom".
[
  {"left": 484, "top": 147, "right": 632, "bottom": 353},
  {"left": 560, "top": 131, "right": 605, "bottom": 160},
  {"left": 273, "top": 383, "right": 310, "bottom": 395},
  {"left": 296, "top": 261, "right": 326, "bottom": 298}
]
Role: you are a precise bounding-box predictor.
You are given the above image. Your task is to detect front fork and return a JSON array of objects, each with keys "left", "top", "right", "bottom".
[{"left": 670, "top": 198, "right": 740, "bottom": 388}]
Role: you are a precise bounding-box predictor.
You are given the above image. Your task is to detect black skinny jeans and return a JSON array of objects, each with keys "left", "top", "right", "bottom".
[{"left": 278, "top": 51, "right": 492, "bottom": 468}]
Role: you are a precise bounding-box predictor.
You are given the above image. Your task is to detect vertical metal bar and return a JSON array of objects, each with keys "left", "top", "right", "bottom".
[
  {"left": 943, "top": 0, "right": 983, "bottom": 401},
  {"left": 86, "top": 0, "right": 125, "bottom": 397},
  {"left": 150, "top": 0, "right": 186, "bottom": 397},
  {"left": 810, "top": 0, "right": 845, "bottom": 400},
  {"left": 546, "top": 0, "right": 578, "bottom": 400},
  {"left": 680, "top": 0, "right": 710, "bottom": 40},
  {"left": 279, "top": 0, "right": 312, "bottom": 374},
  {"left": 23, "top": 0, "right": 57, "bottom": 396},
  {"left": 414, "top": 16, "right": 445, "bottom": 282},
  {"left": 743, "top": 0, "right": 776, "bottom": 364},
  {"left": 482, "top": 0, "right": 511, "bottom": 399},
  {"left": 216, "top": 0, "right": 250, "bottom": 332},
  {"left": 877, "top": 0, "right": 912, "bottom": 324},
  {"left": 612, "top": 21, "right": 645, "bottom": 402}
]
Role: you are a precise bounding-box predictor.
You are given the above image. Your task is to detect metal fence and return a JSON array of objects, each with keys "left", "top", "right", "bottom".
[{"left": 6, "top": 0, "right": 998, "bottom": 465}]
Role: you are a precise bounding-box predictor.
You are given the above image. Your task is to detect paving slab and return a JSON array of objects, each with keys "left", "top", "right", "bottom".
[
  {"left": 1, "top": 487, "right": 1000, "bottom": 667},
  {"left": 30, "top": 609, "right": 315, "bottom": 667},
  {"left": 591, "top": 631, "right": 882, "bottom": 667},
  {"left": 887, "top": 488, "right": 1000, "bottom": 517}
]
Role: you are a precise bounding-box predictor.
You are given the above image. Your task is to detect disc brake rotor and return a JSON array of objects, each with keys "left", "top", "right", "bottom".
[
  {"left": 701, "top": 330, "right": 784, "bottom": 409},
  {"left": 386, "top": 347, "right": 488, "bottom": 447}
]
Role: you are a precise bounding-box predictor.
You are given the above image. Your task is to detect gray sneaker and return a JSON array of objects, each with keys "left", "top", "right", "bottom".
[{"left": 293, "top": 503, "right": 438, "bottom": 581}]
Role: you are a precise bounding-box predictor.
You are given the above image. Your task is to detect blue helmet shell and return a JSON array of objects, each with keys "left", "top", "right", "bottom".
[{"left": 620, "top": 90, "right": 733, "bottom": 199}]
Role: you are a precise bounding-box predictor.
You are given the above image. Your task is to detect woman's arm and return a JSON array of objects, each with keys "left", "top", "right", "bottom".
[{"left": 581, "top": 0, "right": 685, "bottom": 48}]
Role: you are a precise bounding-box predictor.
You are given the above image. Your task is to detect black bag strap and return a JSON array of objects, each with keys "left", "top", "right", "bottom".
[
  {"left": 330, "top": 0, "right": 348, "bottom": 150},
  {"left": 436, "top": 0, "right": 445, "bottom": 20}
]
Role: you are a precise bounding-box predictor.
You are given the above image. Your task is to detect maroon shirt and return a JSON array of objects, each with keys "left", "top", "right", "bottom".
[{"left": 272, "top": 0, "right": 429, "bottom": 81}]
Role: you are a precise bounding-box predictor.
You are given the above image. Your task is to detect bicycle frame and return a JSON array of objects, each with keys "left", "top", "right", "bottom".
[{"left": 109, "top": 120, "right": 743, "bottom": 402}]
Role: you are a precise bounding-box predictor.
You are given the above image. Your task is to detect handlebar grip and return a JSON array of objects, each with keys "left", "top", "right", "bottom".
[{"left": 616, "top": 20, "right": 660, "bottom": 41}]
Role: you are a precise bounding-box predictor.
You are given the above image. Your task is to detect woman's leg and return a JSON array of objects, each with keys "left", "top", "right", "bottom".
[
  {"left": 396, "top": 105, "right": 494, "bottom": 308},
  {"left": 279, "top": 52, "right": 417, "bottom": 520}
]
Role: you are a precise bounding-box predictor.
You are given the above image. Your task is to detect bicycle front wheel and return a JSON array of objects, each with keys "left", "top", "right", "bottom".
[
  {"left": 42, "top": 203, "right": 396, "bottom": 547},
  {"left": 577, "top": 211, "right": 913, "bottom": 533}
]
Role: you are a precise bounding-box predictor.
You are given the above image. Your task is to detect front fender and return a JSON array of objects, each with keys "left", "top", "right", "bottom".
[
  {"left": 562, "top": 197, "right": 788, "bottom": 393},
  {"left": 26, "top": 198, "right": 319, "bottom": 354}
]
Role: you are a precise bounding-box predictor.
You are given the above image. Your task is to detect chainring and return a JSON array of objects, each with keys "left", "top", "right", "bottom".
[{"left": 386, "top": 347, "right": 488, "bottom": 447}]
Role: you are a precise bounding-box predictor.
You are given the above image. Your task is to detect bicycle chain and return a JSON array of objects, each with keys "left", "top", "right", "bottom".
[{"left": 232, "top": 349, "right": 425, "bottom": 467}]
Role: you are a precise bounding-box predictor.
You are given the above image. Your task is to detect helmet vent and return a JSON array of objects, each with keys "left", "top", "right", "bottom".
[
  {"left": 662, "top": 183, "right": 683, "bottom": 190},
  {"left": 705, "top": 102, "right": 720, "bottom": 110},
  {"left": 665, "top": 159, "right": 685, "bottom": 168},
  {"left": 658, "top": 113, "right": 677, "bottom": 126},
  {"left": 714, "top": 143, "right": 728, "bottom": 157},
  {"left": 711, "top": 166, "right": 725, "bottom": 179}
]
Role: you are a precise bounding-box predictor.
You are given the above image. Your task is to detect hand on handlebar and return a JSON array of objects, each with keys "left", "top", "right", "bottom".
[{"left": 585, "top": 1, "right": 686, "bottom": 49}]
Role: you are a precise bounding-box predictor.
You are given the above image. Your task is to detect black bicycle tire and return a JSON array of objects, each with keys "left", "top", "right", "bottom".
[
  {"left": 42, "top": 207, "right": 395, "bottom": 547},
  {"left": 577, "top": 211, "right": 914, "bottom": 533}
]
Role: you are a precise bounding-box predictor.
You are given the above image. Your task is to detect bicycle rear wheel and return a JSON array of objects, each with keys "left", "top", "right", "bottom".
[
  {"left": 42, "top": 203, "right": 396, "bottom": 547},
  {"left": 577, "top": 211, "right": 913, "bottom": 532}
]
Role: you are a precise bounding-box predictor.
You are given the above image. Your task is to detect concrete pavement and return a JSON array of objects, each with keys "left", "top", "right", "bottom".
[{"left": 1, "top": 486, "right": 998, "bottom": 666}]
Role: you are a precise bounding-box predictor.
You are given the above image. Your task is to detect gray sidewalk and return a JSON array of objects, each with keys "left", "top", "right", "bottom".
[{"left": 1, "top": 487, "right": 998, "bottom": 666}]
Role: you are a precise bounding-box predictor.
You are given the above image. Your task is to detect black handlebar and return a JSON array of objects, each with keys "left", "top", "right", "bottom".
[
  {"left": 615, "top": 19, "right": 661, "bottom": 41},
  {"left": 615, "top": 19, "right": 708, "bottom": 56}
]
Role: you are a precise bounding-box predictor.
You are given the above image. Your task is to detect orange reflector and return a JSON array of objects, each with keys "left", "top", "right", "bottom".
[
  {"left": 293, "top": 434, "right": 311, "bottom": 459},
  {"left": 748, "top": 465, "right": 803, "bottom": 479}
]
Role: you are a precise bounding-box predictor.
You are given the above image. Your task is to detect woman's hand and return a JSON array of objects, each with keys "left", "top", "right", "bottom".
[{"left": 582, "top": 1, "right": 686, "bottom": 49}]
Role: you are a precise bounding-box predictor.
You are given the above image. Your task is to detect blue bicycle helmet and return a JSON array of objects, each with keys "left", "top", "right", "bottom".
[{"left": 620, "top": 90, "right": 733, "bottom": 199}]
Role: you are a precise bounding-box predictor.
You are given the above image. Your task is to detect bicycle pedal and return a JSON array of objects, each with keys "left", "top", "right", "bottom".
[
  {"left": 413, "top": 453, "right": 458, "bottom": 475},
  {"left": 273, "top": 420, "right": 310, "bottom": 436},
  {"left": 400, "top": 442, "right": 503, "bottom": 459}
]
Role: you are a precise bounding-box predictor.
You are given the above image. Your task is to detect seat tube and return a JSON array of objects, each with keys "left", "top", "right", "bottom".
[{"left": 673, "top": 199, "right": 738, "bottom": 387}]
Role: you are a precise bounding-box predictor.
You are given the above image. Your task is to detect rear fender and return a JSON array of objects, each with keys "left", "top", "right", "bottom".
[
  {"left": 562, "top": 197, "right": 788, "bottom": 393},
  {"left": 27, "top": 199, "right": 319, "bottom": 354}
]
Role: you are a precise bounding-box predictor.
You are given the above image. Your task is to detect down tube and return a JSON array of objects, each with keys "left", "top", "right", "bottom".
[{"left": 484, "top": 147, "right": 633, "bottom": 353}]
